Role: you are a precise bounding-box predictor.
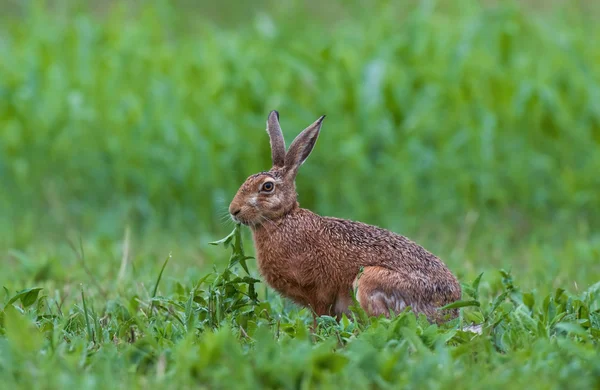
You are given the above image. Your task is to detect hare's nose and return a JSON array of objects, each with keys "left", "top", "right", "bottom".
[{"left": 231, "top": 208, "right": 241, "bottom": 216}]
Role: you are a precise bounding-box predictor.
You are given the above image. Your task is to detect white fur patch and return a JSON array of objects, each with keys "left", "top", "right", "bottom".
[
  {"left": 461, "top": 324, "right": 483, "bottom": 334},
  {"left": 371, "top": 290, "right": 407, "bottom": 313},
  {"left": 249, "top": 196, "right": 258, "bottom": 207}
]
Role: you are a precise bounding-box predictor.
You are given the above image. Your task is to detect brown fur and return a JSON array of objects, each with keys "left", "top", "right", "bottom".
[{"left": 229, "top": 111, "right": 461, "bottom": 323}]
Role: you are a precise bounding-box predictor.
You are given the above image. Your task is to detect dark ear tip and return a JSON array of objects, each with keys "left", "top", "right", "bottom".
[
  {"left": 269, "top": 110, "right": 280, "bottom": 120},
  {"left": 318, "top": 115, "right": 326, "bottom": 123}
]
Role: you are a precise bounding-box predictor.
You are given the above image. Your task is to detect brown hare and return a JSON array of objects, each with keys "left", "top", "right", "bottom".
[{"left": 229, "top": 111, "right": 462, "bottom": 325}]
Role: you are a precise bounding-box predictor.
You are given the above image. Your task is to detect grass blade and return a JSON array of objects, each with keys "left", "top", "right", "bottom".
[
  {"left": 440, "top": 300, "right": 481, "bottom": 310},
  {"left": 150, "top": 253, "right": 172, "bottom": 313},
  {"left": 80, "top": 284, "right": 94, "bottom": 344}
]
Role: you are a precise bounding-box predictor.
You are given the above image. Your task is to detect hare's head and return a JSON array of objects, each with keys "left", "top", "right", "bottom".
[{"left": 229, "top": 111, "right": 325, "bottom": 226}]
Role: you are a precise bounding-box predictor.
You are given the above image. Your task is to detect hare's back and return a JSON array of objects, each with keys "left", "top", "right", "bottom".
[{"left": 320, "top": 216, "right": 451, "bottom": 273}]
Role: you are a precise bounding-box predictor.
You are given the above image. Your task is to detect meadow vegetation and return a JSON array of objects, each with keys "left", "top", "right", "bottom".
[{"left": 0, "top": 0, "right": 599, "bottom": 388}]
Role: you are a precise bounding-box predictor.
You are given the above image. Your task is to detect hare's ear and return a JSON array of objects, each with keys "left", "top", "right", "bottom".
[
  {"left": 284, "top": 115, "right": 325, "bottom": 178},
  {"left": 266, "top": 110, "right": 286, "bottom": 168}
]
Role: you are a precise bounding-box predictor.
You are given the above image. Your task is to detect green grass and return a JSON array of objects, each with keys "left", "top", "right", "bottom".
[
  {"left": 1, "top": 225, "right": 599, "bottom": 389},
  {"left": 1, "top": 0, "right": 599, "bottom": 388}
]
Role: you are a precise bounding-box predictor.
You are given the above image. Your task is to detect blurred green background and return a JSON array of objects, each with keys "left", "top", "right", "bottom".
[{"left": 1, "top": 0, "right": 599, "bottom": 293}]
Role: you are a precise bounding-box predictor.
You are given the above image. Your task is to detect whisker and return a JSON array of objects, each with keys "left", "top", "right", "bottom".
[
  {"left": 221, "top": 220, "right": 234, "bottom": 229},
  {"left": 217, "top": 213, "right": 236, "bottom": 228},
  {"left": 258, "top": 215, "right": 278, "bottom": 240},
  {"left": 217, "top": 208, "right": 231, "bottom": 218},
  {"left": 219, "top": 213, "right": 233, "bottom": 222},
  {"left": 257, "top": 217, "right": 273, "bottom": 241}
]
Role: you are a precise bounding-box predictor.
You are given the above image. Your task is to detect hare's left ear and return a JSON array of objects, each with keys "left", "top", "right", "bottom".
[{"left": 284, "top": 115, "right": 325, "bottom": 179}]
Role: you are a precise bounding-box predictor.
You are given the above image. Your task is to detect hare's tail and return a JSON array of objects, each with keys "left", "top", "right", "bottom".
[{"left": 461, "top": 324, "right": 483, "bottom": 334}]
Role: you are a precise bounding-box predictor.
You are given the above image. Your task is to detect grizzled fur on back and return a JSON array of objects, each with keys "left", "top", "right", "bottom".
[{"left": 229, "top": 111, "right": 461, "bottom": 323}]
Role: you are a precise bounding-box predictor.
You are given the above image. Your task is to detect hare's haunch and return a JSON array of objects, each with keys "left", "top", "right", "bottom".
[{"left": 229, "top": 111, "right": 461, "bottom": 323}]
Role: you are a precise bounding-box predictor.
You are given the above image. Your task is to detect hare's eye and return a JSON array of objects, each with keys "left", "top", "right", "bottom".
[{"left": 261, "top": 182, "right": 274, "bottom": 192}]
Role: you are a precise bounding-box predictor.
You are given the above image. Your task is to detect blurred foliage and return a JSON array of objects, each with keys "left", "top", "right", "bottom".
[{"left": 1, "top": 0, "right": 599, "bottom": 244}]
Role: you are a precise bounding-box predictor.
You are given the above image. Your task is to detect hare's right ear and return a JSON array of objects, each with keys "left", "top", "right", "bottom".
[
  {"left": 284, "top": 115, "right": 325, "bottom": 179},
  {"left": 266, "top": 110, "right": 286, "bottom": 168}
]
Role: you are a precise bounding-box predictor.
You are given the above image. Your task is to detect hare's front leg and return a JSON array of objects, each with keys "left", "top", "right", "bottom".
[{"left": 353, "top": 266, "right": 432, "bottom": 320}]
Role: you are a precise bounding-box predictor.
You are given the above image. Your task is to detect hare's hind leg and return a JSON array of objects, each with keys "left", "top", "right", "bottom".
[
  {"left": 353, "top": 266, "right": 434, "bottom": 320},
  {"left": 353, "top": 266, "right": 408, "bottom": 317}
]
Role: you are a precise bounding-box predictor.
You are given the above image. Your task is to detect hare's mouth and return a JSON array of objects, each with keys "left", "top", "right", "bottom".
[
  {"left": 231, "top": 214, "right": 251, "bottom": 226},
  {"left": 231, "top": 215, "right": 243, "bottom": 224},
  {"left": 231, "top": 214, "right": 265, "bottom": 227}
]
